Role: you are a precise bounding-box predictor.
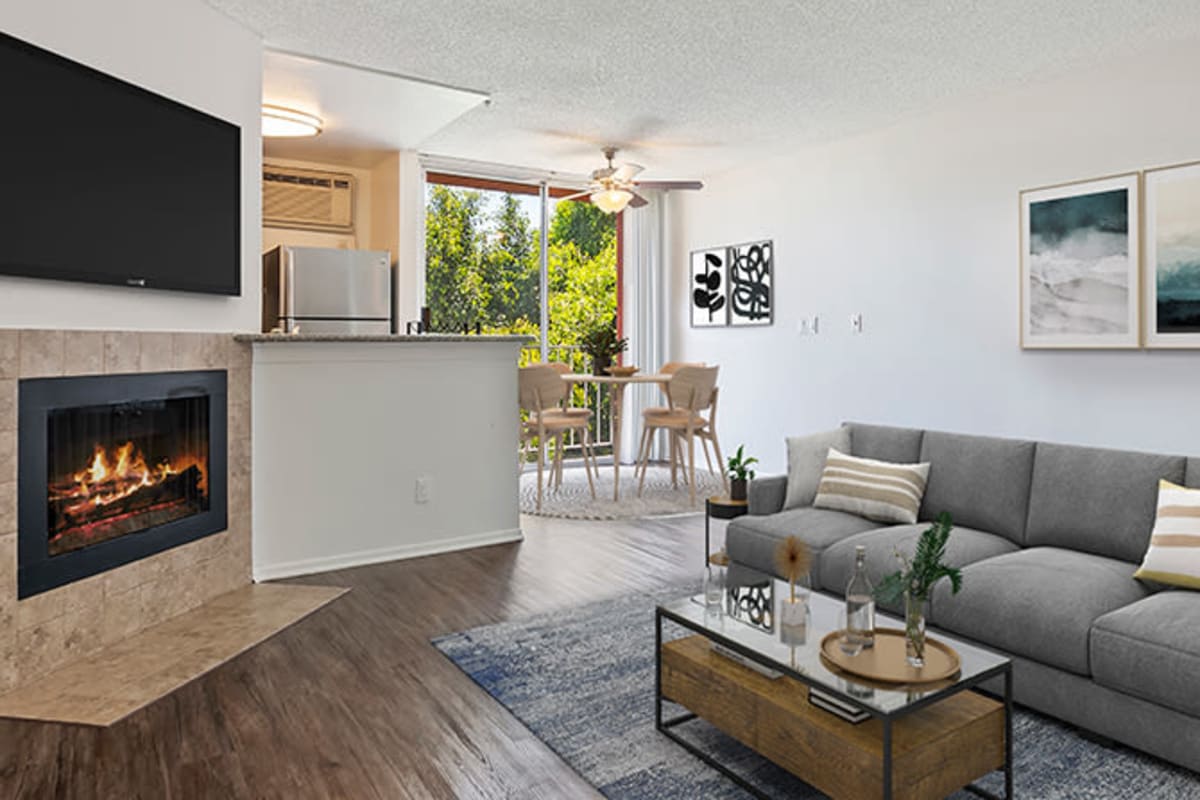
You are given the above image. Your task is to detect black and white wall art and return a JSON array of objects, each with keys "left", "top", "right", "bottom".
[
  {"left": 728, "top": 240, "right": 773, "bottom": 326},
  {"left": 1144, "top": 161, "right": 1200, "bottom": 348},
  {"left": 1020, "top": 174, "right": 1140, "bottom": 349},
  {"left": 689, "top": 240, "right": 773, "bottom": 328},
  {"left": 690, "top": 248, "right": 728, "bottom": 327}
]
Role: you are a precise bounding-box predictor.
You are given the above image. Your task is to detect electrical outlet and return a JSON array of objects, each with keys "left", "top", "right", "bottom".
[
  {"left": 850, "top": 314, "right": 864, "bottom": 334},
  {"left": 415, "top": 476, "right": 433, "bottom": 504}
]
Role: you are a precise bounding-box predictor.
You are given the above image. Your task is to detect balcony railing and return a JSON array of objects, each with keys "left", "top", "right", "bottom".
[{"left": 520, "top": 344, "right": 614, "bottom": 459}]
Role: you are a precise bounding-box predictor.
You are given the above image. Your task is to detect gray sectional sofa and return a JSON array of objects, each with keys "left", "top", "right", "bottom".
[{"left": 730, "top": 422, "right": 1200, "bottom": 775}]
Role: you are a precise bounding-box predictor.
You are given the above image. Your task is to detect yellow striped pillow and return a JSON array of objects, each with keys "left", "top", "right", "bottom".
[
  {"left": 1135, "top": 480, "right": 1200, "bottom": 590},
  {"left": 813, "top": 448, "right": 930, "bottom": 524}
]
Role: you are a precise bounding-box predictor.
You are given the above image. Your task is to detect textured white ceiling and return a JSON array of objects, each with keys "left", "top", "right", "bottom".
[{"left": 209, "top": 0, "right": 1200, "bottom": 179}]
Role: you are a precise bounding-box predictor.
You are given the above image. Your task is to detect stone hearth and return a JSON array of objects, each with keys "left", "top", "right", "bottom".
[{"left": 0, "top": 329, "right": 252, "bottom": 693}]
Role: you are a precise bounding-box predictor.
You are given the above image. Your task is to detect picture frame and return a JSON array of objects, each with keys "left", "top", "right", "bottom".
[
  {"left": 1143, "top": 161, "right": 1200, "bottom": 348},
  {"left": 689, "top": 247, "right": 728, "bottom": 327},
  {"left": 728, "top": 240, "right": 773, "bottom": 327},
  {"left": 1020, "top": 173, "right": 1140, "bottom": 349}
]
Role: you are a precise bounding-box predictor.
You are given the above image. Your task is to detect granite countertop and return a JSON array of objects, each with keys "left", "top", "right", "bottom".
[{"left": 234, "top": 333, "right": 533, "bottom": 344}]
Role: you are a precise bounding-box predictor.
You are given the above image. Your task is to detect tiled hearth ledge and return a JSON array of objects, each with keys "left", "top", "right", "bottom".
[{"left": 0, "top": 329, "right": 268, "bottom": 706}]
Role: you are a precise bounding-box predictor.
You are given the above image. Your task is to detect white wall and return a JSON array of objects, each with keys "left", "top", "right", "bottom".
[
  {"left": 251, "top": 340, "right": 524, "bottom": 579},
  {"left": 670, "top": 39, "right": 1200, "bottom": 474},
  {"left": 0, "top": 0, "right": 262, "bottom": 333}
]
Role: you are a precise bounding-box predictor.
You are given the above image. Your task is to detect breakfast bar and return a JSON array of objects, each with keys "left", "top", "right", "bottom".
[{"left": 239, "top": 333, "right": 529, "bottom": 580}]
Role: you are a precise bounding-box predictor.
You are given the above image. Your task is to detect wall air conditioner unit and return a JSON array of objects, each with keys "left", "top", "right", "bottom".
[{"left": 262, "top": 164, "right": 354, "bottom": 231}]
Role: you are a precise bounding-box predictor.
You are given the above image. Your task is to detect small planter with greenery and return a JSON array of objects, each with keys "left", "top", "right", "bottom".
[
  {"left": 579, "top": 317, "right": 628, "bottom": 376},
  {"left": 874, "top": 512, "right": 963, "bottom": 668},
  {"left": 726, "top": 445, "right": 759, "bottom": 501}
]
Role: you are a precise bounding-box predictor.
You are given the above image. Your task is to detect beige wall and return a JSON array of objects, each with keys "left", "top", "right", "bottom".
[{"left": 0, "top": 330, "right": 252, "bottom": 692}]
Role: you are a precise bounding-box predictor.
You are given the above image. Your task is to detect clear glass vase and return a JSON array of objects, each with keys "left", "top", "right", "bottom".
[{"left": 904, "top": 591, "right": 927, "bottom": 668}]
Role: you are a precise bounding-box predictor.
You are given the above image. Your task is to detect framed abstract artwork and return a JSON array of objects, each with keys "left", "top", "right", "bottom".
[
  {"left": 728, "top": 240, "right": 773, "bottom": 326},
  {"left": 1020, "top": 173, "right": 1140, "bottom": 349},
  {"left": 1144, "top": 161, "right": 1200, "bottom": 348},
  {"left": 690, "top": 247, "right": 728, "bottom": 327}
]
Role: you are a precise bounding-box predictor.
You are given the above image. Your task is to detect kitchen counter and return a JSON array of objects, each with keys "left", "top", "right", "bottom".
[
  {"left": 248, "top": 333, "right": 525, "bottom": 580},
  {"left": 234, "top": 333, "right": 531, "bottom": 344}
]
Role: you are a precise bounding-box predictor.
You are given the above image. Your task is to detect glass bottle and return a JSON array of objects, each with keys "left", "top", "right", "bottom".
[{"left": 845, "top": 545, "right": 876, "bottom": 649}]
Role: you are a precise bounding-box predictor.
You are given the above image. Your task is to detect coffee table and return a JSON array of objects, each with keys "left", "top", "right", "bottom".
[{"left": 655, "top": 566, "right": 1012, "bottom": 800}]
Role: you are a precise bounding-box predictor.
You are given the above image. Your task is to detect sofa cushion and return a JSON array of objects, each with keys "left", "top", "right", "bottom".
[
  {"left": 845, "top": 422, "right": 924, "bottom": 464},
  {"left": 820, "top": 523, "right": 1018, "bottom": 608},
  {"left": 1025, "top": 443, "right": 1186, "bottom": 563},
  {"left": 726, "top": 506, "right": 884, "bottom": 585},
  {"left": 813, "top": 449, "right": 929, "bottom": 525},
  {"left": 784, "top": 427, "right": 850, "bottom": 509},
  {"left": 1091, "top": 591, "right": 1200, "bottom": 718},
  {"left": 918, "top": 431, "right": 1036, "bottom": 545},
  {"left": 1188, "top": 457, "right": 1200, "bottom": 489},
  {"left": 931, "top": 547, "right": 1150, "bottom": 675},
  {"left": 748, "top": 475, "right": 787, "bottom": 515},
  {"left": 1134, "top": 480, "right": 1200, "bottom": 590}
]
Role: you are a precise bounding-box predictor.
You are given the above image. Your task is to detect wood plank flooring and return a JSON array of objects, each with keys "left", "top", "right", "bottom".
[{"left": 0, "top": 512, "right": 709, "bottom": 799}]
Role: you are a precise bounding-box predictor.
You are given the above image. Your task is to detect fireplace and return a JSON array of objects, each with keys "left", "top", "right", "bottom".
[{"left": 18, "top": 371, "right": 228, "bottom": 599}]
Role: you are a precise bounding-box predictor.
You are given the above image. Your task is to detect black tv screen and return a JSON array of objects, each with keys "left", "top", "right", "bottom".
[{"left": 0, "top": 31, "right": 241, "bottom": 295}]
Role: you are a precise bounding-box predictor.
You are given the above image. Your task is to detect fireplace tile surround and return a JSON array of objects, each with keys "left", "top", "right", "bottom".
[{"left": 0, "top": 329, "right": 251, "bottom": 693}]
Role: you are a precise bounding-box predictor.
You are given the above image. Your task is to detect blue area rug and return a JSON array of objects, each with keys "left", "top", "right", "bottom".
[{"left": 433, "top": 586, "right": 1200, "bottom": 799}]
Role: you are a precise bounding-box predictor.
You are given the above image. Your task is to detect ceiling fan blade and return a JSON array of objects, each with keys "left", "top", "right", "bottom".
[
  {"left": 613, "top": 162, "right": 644, "bottom": 183},
  {"left": 634, "top": 180, "right": 704, "bottom": 191},
  {"left": 627, "top": 192, "right": 649, "bottom": 209},
  {"left": 558, "top": 190, "right": 593, "bottom": 202}
]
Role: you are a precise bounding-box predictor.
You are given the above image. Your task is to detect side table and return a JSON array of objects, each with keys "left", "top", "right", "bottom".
[{"left": 704, "top": 496, "right": 748, "bottom": 565}]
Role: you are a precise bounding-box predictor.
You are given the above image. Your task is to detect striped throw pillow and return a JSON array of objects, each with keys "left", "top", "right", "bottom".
[
  {"left": 813, "top": 448, "right": 930, "bottom": 524},
  {"left": 1134, "top": 480, "right": 1200, "bottom": 590}
]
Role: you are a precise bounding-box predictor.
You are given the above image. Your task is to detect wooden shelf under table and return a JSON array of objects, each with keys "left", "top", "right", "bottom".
[{"left": 660, "top": 634, "right": 1005, "bottom": 800}]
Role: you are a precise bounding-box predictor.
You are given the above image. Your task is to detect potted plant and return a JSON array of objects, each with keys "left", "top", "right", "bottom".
[
  {"left": 874, "top": 512, "right": 962, "bottom": 668},
  {"left": 579, "top": 317, "right": 628, "bottom": 376},
  {"left": 726, "top": 445, "right": 758, "bottom": 501}
]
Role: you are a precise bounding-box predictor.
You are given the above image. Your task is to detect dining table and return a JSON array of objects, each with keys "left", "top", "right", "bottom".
[{"left": 562, "top": 372, "right": 668, "bottom": 501}]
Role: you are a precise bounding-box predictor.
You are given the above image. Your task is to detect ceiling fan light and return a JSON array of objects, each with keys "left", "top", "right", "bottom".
[
  {"left": 590, "top": 188, "right": 633, "bottom": 214},
  {"left": 262, "top": 104, "right": 323, "bottom": 137}
]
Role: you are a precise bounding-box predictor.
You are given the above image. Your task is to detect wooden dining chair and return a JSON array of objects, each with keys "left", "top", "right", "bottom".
[
  {"left": 635, "top": 365, "right": 723, "bottom": 505},
  {"left": 536, "top": 361, "right": 590, "bottom": 485},
  {"left": 638, "top": 361, "right": 709, "bottom": 481},
  {"left": 518, "top": 364, "right": 597, "bottom": 511}
]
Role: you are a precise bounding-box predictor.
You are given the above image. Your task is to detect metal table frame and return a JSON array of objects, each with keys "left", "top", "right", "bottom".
[
  {"left": 704, "top": 496, "right": 748, "bottom": 565},
  {"left": 655, "top": 605, "right": 1013, "bottom": 800}
]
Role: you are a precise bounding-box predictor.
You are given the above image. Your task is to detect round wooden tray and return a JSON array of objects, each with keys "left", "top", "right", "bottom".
[
  {"left": 819, "top": 628, "right": 961, "bottom": 684},
  {"left": 604, "top": 365, "right": 639, "bottom": 376}
]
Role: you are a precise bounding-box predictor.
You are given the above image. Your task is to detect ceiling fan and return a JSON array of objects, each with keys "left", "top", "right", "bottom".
[{"left": 561, "top": 147, "right": 703, "bottom": 213}]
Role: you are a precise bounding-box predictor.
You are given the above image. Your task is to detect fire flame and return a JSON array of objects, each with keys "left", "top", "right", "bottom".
[{"left": 60, "top": 441, "right": 206, "bottom": 511}]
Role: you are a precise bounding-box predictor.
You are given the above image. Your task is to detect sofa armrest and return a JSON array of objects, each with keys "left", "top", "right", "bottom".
[{"left": 748, "top": 475, "right": 787, "bottom": 515}]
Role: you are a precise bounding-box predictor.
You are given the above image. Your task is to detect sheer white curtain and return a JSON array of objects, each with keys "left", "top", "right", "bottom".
[{"left": 620, "top": 190, "right": 671, "bottom": 463}]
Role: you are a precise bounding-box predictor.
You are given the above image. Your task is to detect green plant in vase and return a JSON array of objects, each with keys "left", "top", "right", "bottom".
[
  {"left": 725, "top": 445, "right": 758, "bottom": 501},
  {"left": 579, "top": 317, "right": 628, "bottom": 376},
  {"left": 874, "top": 512, "right": 962, "bottom": 668}
]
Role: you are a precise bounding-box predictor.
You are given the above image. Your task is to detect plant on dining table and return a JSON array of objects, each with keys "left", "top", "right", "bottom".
[
  {"left": 579, "top": 316, "right": 628, "bottom": 375},
  {"left": 874, "top": 512, "right": 962, "bottom": 668}
]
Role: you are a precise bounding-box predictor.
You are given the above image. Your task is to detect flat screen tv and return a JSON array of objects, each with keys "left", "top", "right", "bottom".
[{"left": 0, "top": 31, "right": 241, "bottom": 295}]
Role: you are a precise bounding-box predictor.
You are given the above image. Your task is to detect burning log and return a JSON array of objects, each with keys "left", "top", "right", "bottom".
[{"left": 50, "top": 465, "right": 205, "bottom": 534}]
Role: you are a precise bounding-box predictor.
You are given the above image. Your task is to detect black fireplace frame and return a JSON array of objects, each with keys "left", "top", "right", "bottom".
[{"left": 17, "top": 370, "right": 228, "bottom": 599}]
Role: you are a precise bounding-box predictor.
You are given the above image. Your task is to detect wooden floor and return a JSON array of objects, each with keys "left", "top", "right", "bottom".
[{"left": 0, "top": 513, "right": 708, "bottom": 799}]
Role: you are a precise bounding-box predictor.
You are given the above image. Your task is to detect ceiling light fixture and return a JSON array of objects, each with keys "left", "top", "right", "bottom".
[
  {"left": 261, "top": 104, "right": 323, "bottom": 137},
  {"left": 590, "top": 188, "right": 633, "bottom": 214}
]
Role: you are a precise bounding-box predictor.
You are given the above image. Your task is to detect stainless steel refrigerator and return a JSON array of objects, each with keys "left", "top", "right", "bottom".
[{"left": 262, "top": 245, "right": 393, "bottom": 335}]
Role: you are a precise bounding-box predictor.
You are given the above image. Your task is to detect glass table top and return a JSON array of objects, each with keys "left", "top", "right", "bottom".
[{"left": 659, "top": 564, "right": 1010, "bottom": 717}]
